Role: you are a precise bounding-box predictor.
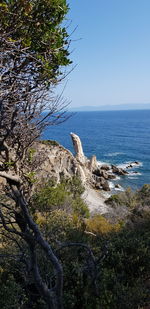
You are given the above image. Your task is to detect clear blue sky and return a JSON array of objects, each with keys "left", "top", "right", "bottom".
[{"left": 62, "top": 0, "right": 150, "bottom": 107}]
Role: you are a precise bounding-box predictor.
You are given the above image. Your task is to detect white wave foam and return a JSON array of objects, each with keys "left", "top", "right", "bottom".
[
  {"left": 117, "top": 161, "right": 143, "bottom": 169},
  {"left": 106, "top": 152, "right": 125, "bottom": 157},
  {"left": 117, "top": 163, "right": 129, "bottom": 169},
  {"left": 128, "top": 171, "right": 142, "bottom": 176},
  {"left": 108, "top": 181, "right": 115, "bottom": 189},
  {"left": 109, "top": 181, "right": 124, "bottom": 192},
  {"left": 128, "top": 177, "right": 139, "bottom": 180},
  {"left": 97, "top": 161, "right": 111, "bottom": 167},
  {"left": 113, "top": 176, "right": 121, "bottom": 181}
]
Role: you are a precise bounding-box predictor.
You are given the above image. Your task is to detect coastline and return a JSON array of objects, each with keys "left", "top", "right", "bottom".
[
  {"left": 43, "top": 110, "right": 150, "bottom": 189},
  {"left": 82, "top": 186, "right": 111, "bottom": 214},
  {"left": 81, "top": 161, "right": 143, "bottom": 215}
]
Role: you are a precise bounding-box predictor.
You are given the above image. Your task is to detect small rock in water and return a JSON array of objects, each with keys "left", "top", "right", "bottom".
[
  {"left": 126, "top": 161, "right": 140, "bottom": 169},
  {"left": 115, "top": 184, "right": 122, "bottom": 189}
]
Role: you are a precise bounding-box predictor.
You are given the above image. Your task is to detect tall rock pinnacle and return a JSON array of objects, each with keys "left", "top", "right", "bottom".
[{"left": 70, "top": 133, "right": 86, "bottom": 165}]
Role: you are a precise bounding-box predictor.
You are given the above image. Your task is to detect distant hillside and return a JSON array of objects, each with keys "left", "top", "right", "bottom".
[{"left": 70, "top": 103, "right": 150, "bottom": 111}]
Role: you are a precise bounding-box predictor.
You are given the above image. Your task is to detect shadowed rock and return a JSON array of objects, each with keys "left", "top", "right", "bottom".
[
  {"left": 101, "top": 165, "right": 110, "bottom": 171},
  {"left": 112, "top": 165, "right": 128, "bottom": 175}
]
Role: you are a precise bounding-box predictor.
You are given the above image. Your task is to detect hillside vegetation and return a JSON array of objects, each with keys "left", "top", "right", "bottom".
[{"left": 0, "top": 179, "right": 150, "bottom": 308}]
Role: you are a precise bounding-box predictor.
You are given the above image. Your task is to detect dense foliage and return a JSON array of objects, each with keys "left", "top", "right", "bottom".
[
  {"left": 106, "top": 184, "right": 150, "bottom": 223},
  {"left": 0, "top": 0, "right": 72, "bottom": 168},
  {"left": 0, "top": 0, "right": 71, "bottom": 84},
  {"left": 0, "top": 182, "right": 150, "bottom": 308}
]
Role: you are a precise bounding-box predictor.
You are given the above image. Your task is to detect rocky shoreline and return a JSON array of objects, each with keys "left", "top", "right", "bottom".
[
  {"left": 70, "top": 132, "right": 141, "bottom": 193},
  {"left": 0, "top": 133, "right": 141, "bottom": 215},
  {"left": 65, "top": 133, "right": 142, "bottom": 215}
]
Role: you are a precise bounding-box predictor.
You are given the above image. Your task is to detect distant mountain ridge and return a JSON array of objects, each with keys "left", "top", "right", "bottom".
[{"left": 70, "top": 103, "right": 150, "bottom": 111}]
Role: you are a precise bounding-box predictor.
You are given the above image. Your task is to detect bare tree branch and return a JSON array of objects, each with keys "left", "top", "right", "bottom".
[{"left": 0, "top": 171, "right": 21, "bottom": 183}]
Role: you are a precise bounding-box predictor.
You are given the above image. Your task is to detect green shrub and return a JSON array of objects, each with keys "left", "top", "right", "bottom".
[
  {"left": 40, "top": 139, "right": 59, "bottom": 147},
  {"left": 86, "top": 214, "right": 121, "bottom": 234},
  {"left": 32, "top": 182, "right": 71, "bottom": 213},
  {"left": 0, "top": 269, "right": 25, "bottom": 309},
  {"left": 25, "top": 171, "right": 37, "bottom": 184},
  {"left": 72, "top": 197, "right": 90, "bottom": 218},
  {"left": 137, "top": 184, "right": 150, "bottom": 206},
  {"left": 106, "top": 194, "right": 122, "bottom": 205},
  {"left": 32, "top": 177, "right": 87, "bottom": 218},
  {"left": 28, "top": 147, "right": 36, "bottom": 163},
  {"left": 61, "top": 176, "right": 85, "bottom": 197},
  {"left": 106, "top": 188, "right": 137, "bottom": 208}
]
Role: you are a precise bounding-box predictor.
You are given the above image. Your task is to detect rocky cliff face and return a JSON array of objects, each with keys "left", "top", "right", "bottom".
[
  {"left": 33, "top": 141, "right": 82, "bottom": 184},
  {"left": 0, "top": 134, "right": 141, "bottom": 218},
  {"left": 0, "top": 133, "right": 136, "bottom": 193},
  {"left": 33, "top": 134, "right": 129, "bottom": 192}
]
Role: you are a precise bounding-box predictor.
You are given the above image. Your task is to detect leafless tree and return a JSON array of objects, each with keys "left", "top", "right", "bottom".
[
  {"left": 0, "top": 35, "right": 70, "bottom": 164},
  {"left": 0, "top": 9, "right": 97, "bottom": 309},
  {"left": 0, "top": 30, "right": 71, "bottom": 309}
]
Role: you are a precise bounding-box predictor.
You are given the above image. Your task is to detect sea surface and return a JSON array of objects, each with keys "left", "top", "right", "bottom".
[{"left": 43, "top": 110, "right": 150, "bottom": 191}]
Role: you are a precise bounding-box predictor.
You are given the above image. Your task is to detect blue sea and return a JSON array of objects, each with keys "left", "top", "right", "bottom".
[{"left": 43, "top": 110, "right": 150, "bottom": 191}]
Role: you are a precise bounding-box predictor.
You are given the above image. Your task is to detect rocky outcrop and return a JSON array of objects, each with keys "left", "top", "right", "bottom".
[
  {"left": 0, "top": 134, "right": 142, "bottom": 220},
  {"left": 31, "top": 134, "right": 112, "bottom": 191},
  {"left": 115, "top": 184, "right": 122, "bottom": 189},
  {"left": 111, "top": 165, "right": 128, "bottom": 176},
  {"left": 0, "top": 133, "right": 132, "bottom": 193},
  {"left": 34, "top": 141, "right": 85, "bottom": 185},
  {"left": 70, "top": 133, "right": 86, "bottom": 165},
  {"left": 88, "top": 155, "right": 98, "bottom": 171},
  {"left": 70, "top": 133, "right": 114, "bottom": 191},
  {"left": 101, "top": 165, "right": 110, "bottom": 171}
]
